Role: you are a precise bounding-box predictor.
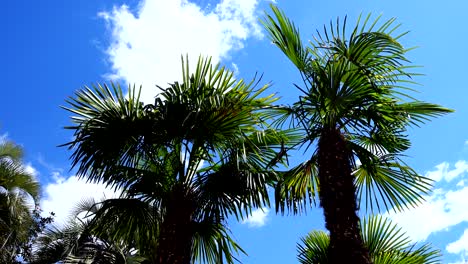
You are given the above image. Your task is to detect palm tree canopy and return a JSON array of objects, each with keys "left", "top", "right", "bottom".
[
  {"left": 0, "top": 138, "right": 41, "bottom": 262},
  {"left": 0, "top": 140, "right": 40, "bottom": 200},
  {"left": 297, "top": 215, "right": 441, "bottom": 264},
  {"left": 61, "top": 56, "right": 300, "bottom": 263},
  {"left": 31, "top": 198, "right": 146, "bottom": 264},
  {"left": 262, "top": 5, "right": 453, "bottom": 215}
]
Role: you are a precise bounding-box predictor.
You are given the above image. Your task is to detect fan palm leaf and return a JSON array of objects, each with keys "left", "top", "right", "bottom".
[{"left": 297, "top": 216, "right": 441, "bottom": 264}]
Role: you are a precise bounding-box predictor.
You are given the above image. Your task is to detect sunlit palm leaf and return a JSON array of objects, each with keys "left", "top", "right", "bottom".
[
  {"left": 353, "top": 153, "right": 432, "bottom": 212},
  {"left": 298, "top": 216, "right": 441, "bottom": 264}
]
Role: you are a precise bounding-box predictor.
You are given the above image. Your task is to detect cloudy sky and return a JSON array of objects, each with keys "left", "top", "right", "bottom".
[{"left": 3, "top": 0, "right": 468, "bottom": 263}]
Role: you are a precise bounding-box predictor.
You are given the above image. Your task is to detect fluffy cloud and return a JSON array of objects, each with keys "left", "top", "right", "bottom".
[
  {"left": 242, "top": 208, "right": 269, "bottom": 228},
  {"left": 387, "top": 161, "right": 468, "bottom": 241},
  {"left": 426, "top": 161, "right": 468, "bottom": 182},
  {"left": 41, "top": 174, "right": 120, "bottom": 226},
  {"left": 447, "top": 228, "right": 468, "bottom": 256},
  {"left": 100, "top": 0, "right": 264, "bottom": 103},
  {"left": 384, "top": 159, "right": 468, "bottom": 263}
]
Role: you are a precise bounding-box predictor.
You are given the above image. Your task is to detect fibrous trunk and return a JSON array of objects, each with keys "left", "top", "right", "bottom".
[
  {"left": 317, "top": 128, "right": 372, "bottom": 264},
  {"left": 155, "top": 185, "right": 194, "bottom": 264}
]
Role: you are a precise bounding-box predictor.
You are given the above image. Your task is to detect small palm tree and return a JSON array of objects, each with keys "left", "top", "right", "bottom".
[
  {"left": 0, "top": 139, "right": 40, "bottom": 263},
  {"left": 262, "top": 5, "right": 452, "bottom": 264},
  {"left": 297, "top": 215, "right": 441, "bottom": 264},
  {"left": 62, "top": 56, "right": 298, "bottom": 263},
  {"left": 31, "top": 198, "right": 146, "bottom": 264}
]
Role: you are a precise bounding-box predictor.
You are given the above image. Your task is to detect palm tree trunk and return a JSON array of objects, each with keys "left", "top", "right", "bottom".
[
  {"left": 317, "top": 128, "right": 372, "bottom": 264},
  {"left": 155, "top": 186, "right": 194, "bottom": 264}
]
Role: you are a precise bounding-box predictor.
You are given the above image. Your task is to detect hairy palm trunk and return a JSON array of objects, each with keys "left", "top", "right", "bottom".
[
  {"left": 317, "top": 128, "right": 371, "bottom": 264},
  {"left": 155, "top": 186, "right": 195, "bottom": 264}
]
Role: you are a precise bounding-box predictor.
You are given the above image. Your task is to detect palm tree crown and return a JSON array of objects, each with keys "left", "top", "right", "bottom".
[
  {"left": 0, "top": 138, "right": 40, "bottom": 263},
  {"left": 262, "top": 5, "right": 452, "bottom": 264},
  {"left": 62, "top": 56, "right": 298, "bottom": 263}
]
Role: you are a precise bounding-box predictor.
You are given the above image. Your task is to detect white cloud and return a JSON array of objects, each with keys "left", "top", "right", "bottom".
[
  {"left": 242, "top": 208, "right": 269, "bottom": 228},
  {"left": 23, "top": 163, "right": 38, "bottom": 177},
  {"left": 386, "top": 161, "right": 468, "bottom": 242},
  {"left": 100, "top": 0, "right": 264, "bottom": 103},
  {"left": 447, "top": 161, "right": 468, "bottom": 182},
  {"left": 425, "top": 161, "right": 468, "bottom": 183},
  {"left": 447, "top": 228, "right": 468, "bottom": 255},
  {"left": 426, "top": 162, "right": 448, "bottom": 182},
  {"left": 41, "top": 175, "right": 120, "bottom": 226}
]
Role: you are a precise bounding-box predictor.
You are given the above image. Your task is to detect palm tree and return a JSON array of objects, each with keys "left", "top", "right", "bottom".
[
  {"left": 262, "top": 5, "right": 452, "bottom": 264},
  {"left": 0, "top": 139, "right": 40, "bottom": 262},
  {"left": 297, "top": 215, "right": 441, "bottom": 264},
  {"left": 62, "top": 56, "right": 298, "bottom": 263},
  {"left": 31, "top": 198, "right": 146, "bottom": 264}
]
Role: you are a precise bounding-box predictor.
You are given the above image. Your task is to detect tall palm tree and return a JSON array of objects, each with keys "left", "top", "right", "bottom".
[
  {"left": 262, "top": 5, "right": 452, "bottom": 264},
  {"left": 0, "top": 139, "right": 40, "bottom": 262},
  {"left": 297, "top": 215, "right": 441, "bottom": 264},
  {"left": 62, "top": 56, "right": 298, "bottom": 263}
]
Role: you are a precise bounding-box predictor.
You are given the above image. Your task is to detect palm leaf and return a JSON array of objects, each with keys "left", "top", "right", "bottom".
[{"left": 297, "top": 215, "right": 441, "bottom": 264}]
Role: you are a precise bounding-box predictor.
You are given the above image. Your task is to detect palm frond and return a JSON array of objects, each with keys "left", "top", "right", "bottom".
[
  {"left": 297, "top": 230, "right": 329, "bottom": 264},
  {"left": 362, "top": 216, "right": 441, "bottom": 264},
  {"left": 274, "top": 158, "right": 319, "bottom": 215},
  {"left": 353, "top": 152, "right": 432, "bottom": 213},
  {"left": 261, "top": 4, "right": 309, "bottom": 73},
  {"left": 192, "top": 218, "right": 245, "bottom": 264},
  {"left": 297, "top": 216, "right": 441, "bottom": 264},
  {"left": 62, "top": 83, "right": 152, "bottom": 189}
]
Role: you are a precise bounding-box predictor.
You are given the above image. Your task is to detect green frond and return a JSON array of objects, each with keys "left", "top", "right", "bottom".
[
  {"left": 274, "top": 158, "right": 319, "bottom": 215},
  {"left": 0, "top": 141, "right": 23, "bottom": 161},
  {"left": 32, "top": 210, "right": 147, "bottom": 264},
  {"left": 192, "top": 218, "right": 245, "bottom": 264},
  {"left": 297, "top": 216, "right": 441, "bottom": 264},
  {"left": 394, "top": 102, "right": 454, "bottom": 127},
  {"left": 87, "top": 198, "right": 159, "bottom": 250},
  {"left": 354, "top": 153, "right": 432, "bottom": 213},
  {"left": 62, "top": 83, "right": 151, "bottom": 189},
  {"left": 261, "top": 4, "right": 309, "bottom": 72},
  {"left": 0, "top": 140, "right": 40, "bottom": 200},
  {"left": 362, "top": 216, "right": 441, "bottom": 264},
  {"left": 297, "top": 230, "right": 329, "bottom": 264},
  {"left": 0, "top": 139, "right": 40, "bottom": 263}
]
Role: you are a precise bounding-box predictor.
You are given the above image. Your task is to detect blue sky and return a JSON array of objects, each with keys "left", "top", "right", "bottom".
[{"left": 2, "top": 0, "right": 468, "bottom": 263}]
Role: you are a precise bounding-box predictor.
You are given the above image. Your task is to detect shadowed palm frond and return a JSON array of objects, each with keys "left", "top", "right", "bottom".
[
  {"left": 274, "top": 158, "right": 319, "bottom": 215},
  {"left": 192, "top": 217, "right": 245, "bottom": 264},
  {"left": 31, "top": 198, "right": 148, "bottom": 264}
]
